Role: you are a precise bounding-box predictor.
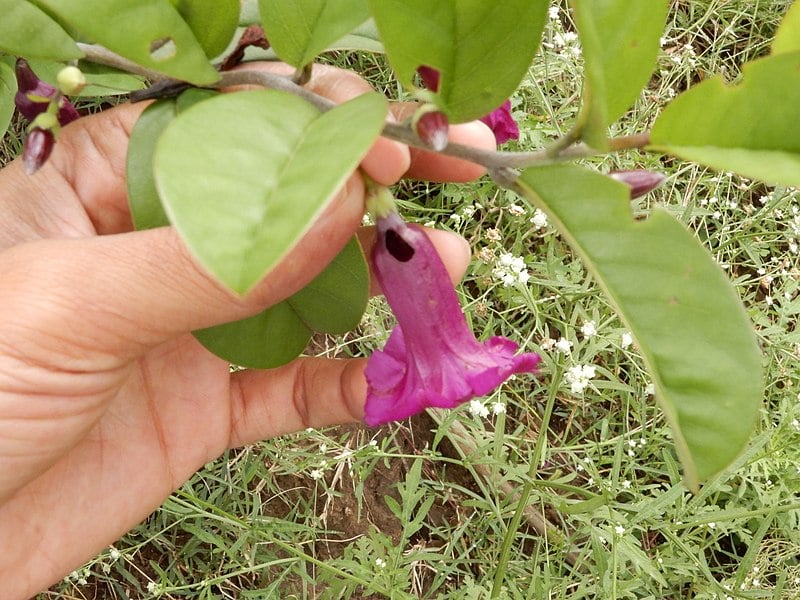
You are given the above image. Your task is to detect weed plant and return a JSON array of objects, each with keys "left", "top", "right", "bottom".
[{"left": 12, "top": 1, "right": 800, "bottom": 598}]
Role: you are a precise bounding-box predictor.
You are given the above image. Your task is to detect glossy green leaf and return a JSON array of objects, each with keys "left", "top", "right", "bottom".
[
  {"left": 127, "top": 99, "right": 177, "bottom": 231},
  {"left": 258, "top": 0, "right": 370, "bottom": 67},
  {"left": 0, "top": 0, "right": 82, "bottom": 60},
  {"left": 27, "top": 60, "right": 145, "bottom": 97},
  {"left": 194, "top": 302, "right": 311, "bottom": 369},
  {"left": 368, "top": 0, "right": 547, "bottom": 123},
  {"left": 570, "top": 0, "right": 668, "bottom": 148},
  {"left": 518, "top": 165, "right": 762, "bottom": 488},
  {"left": 195, "top": 236, "right": 368, "bottom": 368},
  {"left": 128, "top": 89, "right": 220, "bottom": 231},
  {"left": 772, "top": 0, "right": 800, "bottom": 55},
  {"left": 154, "top": 89, "right": 386, "bottom": 294},
  {"left": 650, "top": 52, "right": 800, "bottom": 187},
  {"left": 288, "top": 236, "right": 368, "bottom": 333},
  {"left": 31, "top": 0, "right": 219, "bottom": 85},
  {"left": 0, "top": 59, "right": 16, "bottom": 141},
  {"left": 170, "top": 0, "right": 240, "bottom": 58}
]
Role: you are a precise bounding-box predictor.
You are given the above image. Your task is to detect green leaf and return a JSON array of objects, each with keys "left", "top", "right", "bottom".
[
  {"left": 128, "top": 89, "right": 220, "bottom": 231},
  {"left": 154, "top": 89, "right": 386, "bottom": 294},
  {"left": 170, "top": 0, "right": 240, "bottom": 58},
  {"left": 287, "top": 236, "right": 368, "bottom": 333},
  {"left": 650, "top": 52, "right": 800, "bottom": 187},
  {"left": 0, "top": 59, "right": 16, "bottom": 141},
  {"left": 0, "top": 0, "right": 82, "bottom": 60},
  {"left": 517, "top": 165, "right": 762, "bottom": 488},
  {"left": 570, "top": 0, "right": 668, "bottom": 148},
  {"left": 772, "top": 0, "right": 800, "bottom": 55},
  {"left": 258, "top": 0, "right": 370, "bottom": 68},
  {"left": 194, "top": 302, "right": 311, "bottom": 369},
  {"left": 368, "top": 0, "right": 548, "bottom": 123},
  {"left": 31, "top": 0, "right": 219, "bottom": 85},
  {"left": 194, "top": 236, "right": 368, "bottom": 368},
  {"left": 127, "top": 99, "right": 177, "bottom": 231},
  {"left": 27, "top": 59, "right": 145, "bottom": 97}
]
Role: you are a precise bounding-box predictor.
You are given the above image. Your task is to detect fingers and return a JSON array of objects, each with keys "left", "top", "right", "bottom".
[{"left": 228, "top": 357, "right": 367, "bottom": 446}]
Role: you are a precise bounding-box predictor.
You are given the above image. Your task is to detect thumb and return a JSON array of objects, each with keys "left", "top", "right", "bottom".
[{"left": 0, "top": 178, "right": 365, "bottom": 367}]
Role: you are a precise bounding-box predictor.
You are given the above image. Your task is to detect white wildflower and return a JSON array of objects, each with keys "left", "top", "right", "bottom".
[
  {"left": 309, "top": 468, "right": 324, "bottom": 481},
  {"left": 614, "top": 525, "right": 625, "bottom": 536},
  {"left": 564, "top": 365, "right": 596, "bottom": 394},
  {"left": 530, "top": 208, "right": 548, "bottom": 230},
  {"left": 468, "top": 399, "right": 490, "bottom": 418},
  {"left": 580, "top": 320, "right": 597, "bottom": 339},
  {"left": 493, "top": 252, "right": 530, "bottom": 287},
  {"left": 485, "top": 228, "right": 502, "bottom": 242},
  {"left": 621, "top": 332, "right": 633, "bottom": 348},
  {"left": 555, "top": 337, "right": 573, "bottom": 354},
  {"left": 508, "top": 203, "right": 526, "bottom": 216},
  {"left": 375, "top": 558, "right": 386, "bottom": 569},
  {"left": 492, "top": 402, "right": 507, "bottom": 415},
  {"left": 621, "top": 480, "right": 631, "bottom": 489}
]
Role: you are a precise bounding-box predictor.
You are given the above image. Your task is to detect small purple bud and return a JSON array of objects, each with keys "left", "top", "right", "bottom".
[
  {"left": 609, "top": 170, "right": 667, "bottom": 199},
  {"left": 23, "top": 128, "right": 55, "bottom": 175},
  {"left": 14, "top": 58, "right": 79, "bottom": 126},
  {"left": 415, "top": 109, "right": 449, "bottom": 151}
]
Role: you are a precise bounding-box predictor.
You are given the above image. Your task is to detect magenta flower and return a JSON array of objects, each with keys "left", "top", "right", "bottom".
[
  {"left": 364, "top": 212, "right": 540, "bottom": 426},
  {"left": 15, "top": 59, "right": 79, "bottom": 126},
  {"left": 416, "top": 66, "right": 519, "bottom": 145}
]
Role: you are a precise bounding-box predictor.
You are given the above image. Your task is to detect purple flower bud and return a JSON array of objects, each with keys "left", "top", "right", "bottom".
[
  {"left": 609, "top": 170, "right": 667, "bottom": 199},
  {"left": 417, "top": 65, "right": 441, "bottom": 91},
  {"left": 23, "top": 127, "right": 55, "bottom": 175},
  {"left": 364, "top": 212, "right": 540, "bottom": 426},
  {"left": 415, "top": 66, "right": 519, "bottom": 145},
  {"left": 415, "top": 109, "right": 449, "bottom": 151},
  {"left": 14, "top": 58, "right": 79, "bottom": 126}
]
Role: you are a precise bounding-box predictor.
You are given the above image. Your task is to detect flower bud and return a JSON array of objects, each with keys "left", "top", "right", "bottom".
[
  {"left": 56, "top": 65, "right": 87, "bottom": 96},
  {"left": 23, "top": 128, "right": 55, "bottom": 175},
  {"left": 413, "top": 106, "right": 449, "bottom": 151},
  {"left": 609, "top": 170, "right": 667, "bottom": 199},
  {"left": 14, "top": 58, "right": 79, "bottom": 126}
]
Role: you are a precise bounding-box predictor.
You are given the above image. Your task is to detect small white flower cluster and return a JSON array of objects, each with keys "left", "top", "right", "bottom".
[
  {"left": 542, "top": 336, "right": 572, "bottom": 354},
  {"left": 529, "top": 208, "right": 548, "bottom": 231},
  {"left": 468, "top": 399, "right": 506, "bottom": 419},
  {"left": 147, "top": 581, "right": 163, "bottom": 595},
  {"left": 580, "top": 320, "right": 597, "bottom": 339},
  {"left": 564, "top": 364, "right": 597, "bottom": 394},
  {"left": 621, "top": 332, "right": 634, "bottom": 349},
  {"left": 625, "top": 437, "right": 648, "bottom": 457},
  {"left": 492, "top": 252, "right": 531, "bottom": 287}
]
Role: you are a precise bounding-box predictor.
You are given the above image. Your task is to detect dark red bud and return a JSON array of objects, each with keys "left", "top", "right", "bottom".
[
  {"left": 23, "top": 128, "right": 55, "bottom": 175},
  {"left": 609, "top": 170, "right": 667, "bottom": 199},
  {"left": 415, "top": 110, "right": 449, "bottom": 151},
  {"left": 56, "top": 98, "right": 80, "bottom": 125},
  {"left": 14, "top": 58, "right": 43, "bottom": 94},
  {"left": 14, "top": 58, "right": 79, "bottom": 126},
  {"left": 417, "top": 66, "right": 440, "bottom": 92}
]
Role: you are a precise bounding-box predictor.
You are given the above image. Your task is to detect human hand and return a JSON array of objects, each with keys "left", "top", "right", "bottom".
[{"left": 0, "top": 63, "right": 495, "bottom": 598}]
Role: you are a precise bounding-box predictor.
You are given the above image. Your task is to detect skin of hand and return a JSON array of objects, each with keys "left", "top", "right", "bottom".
[{"left": 0, "top": 63, "right": 495, "bottom": 598}]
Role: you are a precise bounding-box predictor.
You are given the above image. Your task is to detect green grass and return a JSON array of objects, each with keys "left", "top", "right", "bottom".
[{"left": 9, "top": 1, "right": 799, "bottom": 598}]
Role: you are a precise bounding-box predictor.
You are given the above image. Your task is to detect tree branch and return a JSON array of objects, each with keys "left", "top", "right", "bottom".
[{"left": 77, "top": 44, "right": 653, "bottom": 184}]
